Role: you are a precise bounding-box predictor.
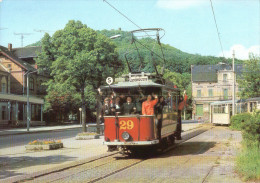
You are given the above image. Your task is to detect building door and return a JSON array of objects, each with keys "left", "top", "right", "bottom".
[{"left": 196, "top": 104, "right": 203, "bottom": 116}]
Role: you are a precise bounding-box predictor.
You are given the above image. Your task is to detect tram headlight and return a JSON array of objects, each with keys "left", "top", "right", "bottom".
[{"left": 122, "top": 132, "right": 130, "bottom": 141}]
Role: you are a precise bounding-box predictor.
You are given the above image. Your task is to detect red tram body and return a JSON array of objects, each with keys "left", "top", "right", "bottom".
[{"left": 101, "top": 72, "right": 182, "bottom": 153}]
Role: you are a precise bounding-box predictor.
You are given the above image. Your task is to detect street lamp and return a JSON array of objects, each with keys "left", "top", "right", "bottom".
[
  {"left": 79, "top": 108, "right": 82, "bottom": 125},
  {"left": 26, "top": 70, "right": 38, "bottom": 132}
]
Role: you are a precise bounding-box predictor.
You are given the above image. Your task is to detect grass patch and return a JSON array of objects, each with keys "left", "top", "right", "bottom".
[{"left": 236, "top": 146, "right": 260, "bottom": 181}]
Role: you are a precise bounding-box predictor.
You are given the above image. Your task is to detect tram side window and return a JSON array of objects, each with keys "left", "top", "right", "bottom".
[
  {"left": 162, "top": 91, "right": 178, "bottom": 113},
  {"left": 213, "top": 105, "right": 226, "bottom": 113},
  {"left": 162, "top": 91, "right": 170, "bottom": 113}
]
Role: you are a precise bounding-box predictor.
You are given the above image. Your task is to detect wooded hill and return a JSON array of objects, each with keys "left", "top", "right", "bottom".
[{"left": 29, "top": 29, "right": 243, "bottom": 75}]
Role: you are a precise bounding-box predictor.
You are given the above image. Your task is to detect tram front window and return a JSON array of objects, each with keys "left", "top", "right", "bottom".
[{"left": 100, "top": 87, "right": 160, "bottom": 116}]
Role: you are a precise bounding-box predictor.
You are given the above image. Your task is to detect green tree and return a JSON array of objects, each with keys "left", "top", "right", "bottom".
[
  {"left": 37, "top": 20, "right": 123, "bottom": 131},
  {"left": 238, "top": 54, "right": 260, "bottom": 99},
  {"left": 35, "top": 33, "right": 54, "bottom": 76}
]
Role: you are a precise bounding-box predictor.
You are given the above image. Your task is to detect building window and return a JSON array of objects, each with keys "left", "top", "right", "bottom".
[
  {"left": 197, "top": 90, "right": 201, "bottom": 97},
  {"left": 208, "top": 89, "right": 213, "bottom": 97},
  {"left": 223, "top": 89, "right": 228, "bottom": 100},
  {"left": 1, "top": 83, "right": 6, "bottom": 93},
  {"left": 196, "top": 104, "right": 203, "bottom": 116},
  {"left": 223, "top": 74, "right": 227, "bottom": 81},
  {"left": 29, "top": 78, "right": 34, "bottom": 90}
]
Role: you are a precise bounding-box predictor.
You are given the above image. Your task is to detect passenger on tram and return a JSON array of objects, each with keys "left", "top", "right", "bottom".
[
  {"left": 154, "top": 96, "right": 165, "bottom": 139},
  {"left": 178, "top": 90, "right": 188, "bottom": 111},
  {"left": 121, "top": 97, "right": 136, "bottom": 115},
  {"left": 133, "top": 89, "right": 147, "bottom": 114},
  {"left": 142, "top": 94, "right": 158, "bottom": 115},
  {"left": 101, "top": 98, "right": 112, "bottom": 116},
  {"left": 119, "top": 94, "right": 126, "bottom": 106},
  {"left": 111, "top": 97, "right": 122, "bottom": 115}
]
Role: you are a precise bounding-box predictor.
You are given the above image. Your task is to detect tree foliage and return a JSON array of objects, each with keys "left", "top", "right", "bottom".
[
  {"left": 36, "top": 21, "right": 123, "bottom": 128},
  {"left": 98, "top": 29, "right": 243, "bottom": 74},
  {"left": 238, "top": 54, "right": 260, "bottom": 99}
]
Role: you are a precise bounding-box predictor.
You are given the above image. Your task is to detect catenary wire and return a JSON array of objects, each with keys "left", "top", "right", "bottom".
[
  {"left": 103, "top": 0, "right": 167, "bottom": 67},
  {"left": 209, "top": 0, "right": 225, "bottom": 58}
]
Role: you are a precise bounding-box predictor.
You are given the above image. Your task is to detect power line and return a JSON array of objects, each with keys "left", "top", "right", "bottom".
[
  {"left": 103, "top": 0, "right": 168, "bottom": 76},
  {"left": 209, "top": 0, "right": 225, "bottom": 58},
  {"left": 103, "top": 0, "right": 150, "bottom": 37}
]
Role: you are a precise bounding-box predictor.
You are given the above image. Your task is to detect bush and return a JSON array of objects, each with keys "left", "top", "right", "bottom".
[
  {"left": 241, "top": 112, "right": 260, "bottom": 148},
  {"left": 236, "top": 146, "right": 260, "bottom": 181},
  {"left": 230, "top": 113, "right": 252, "bottom": 130}
]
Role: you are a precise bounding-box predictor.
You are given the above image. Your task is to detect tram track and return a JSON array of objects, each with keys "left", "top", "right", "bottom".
[{"left": 18, "top": 125, "right": 212, "bottom": 183}]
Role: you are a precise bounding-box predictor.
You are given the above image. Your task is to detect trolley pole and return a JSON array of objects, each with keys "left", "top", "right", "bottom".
[{"left": 232, "top": 50, "right": 236, "bottom": 116}]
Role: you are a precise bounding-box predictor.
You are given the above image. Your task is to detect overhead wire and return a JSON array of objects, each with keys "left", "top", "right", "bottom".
[
  {"left": 209, "top": 0, "right": 225, "bottom": 58},
  {"left": 103, "top": 0, "right": 167, "bottom": 70},
  {"left": 103, "top": 0, "right": 150, "bottom": 37}
]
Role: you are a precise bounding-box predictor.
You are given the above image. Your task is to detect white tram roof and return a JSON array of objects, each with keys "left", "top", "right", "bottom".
[
  {"left": 101, "top": 81, "right": 163, "bottom": 88},
  {"left": 100, "top": 81, "right": 179, "bottom": 91},
  {"left": 210, "top": 100, "right": 239, "bottom": 105},
  {"left": 211, "top": 97, "right": 260, "bottom": 106}
]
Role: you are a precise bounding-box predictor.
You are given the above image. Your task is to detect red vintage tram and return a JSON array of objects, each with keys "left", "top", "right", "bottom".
[{"left": 100, "top": 72, "right": 183, "bottom": 154}]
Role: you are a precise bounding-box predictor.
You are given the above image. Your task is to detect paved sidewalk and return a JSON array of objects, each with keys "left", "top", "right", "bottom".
[
  {"left": 0, "top": 125, "right": 82, "bottom": 136},
  {"left": 0, "top": 123, "right": 202, "bottom": 182}
]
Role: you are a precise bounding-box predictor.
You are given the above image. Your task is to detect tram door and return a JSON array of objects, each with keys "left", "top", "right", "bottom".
[{"left": 161, "top": 90, "right": 179, "bottom": 137}]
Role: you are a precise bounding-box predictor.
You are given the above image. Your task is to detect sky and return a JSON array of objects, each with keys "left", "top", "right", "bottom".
[{"left": 0, "top": 0, "right": 259, "bottom": 60}]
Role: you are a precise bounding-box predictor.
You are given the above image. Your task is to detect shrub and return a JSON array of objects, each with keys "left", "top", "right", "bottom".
[
  {"left": 241, "top": 112, "right": 260, "bottom": 148},
  {"left": 230, "top": 113, "right": 252, "bottom": 130}
]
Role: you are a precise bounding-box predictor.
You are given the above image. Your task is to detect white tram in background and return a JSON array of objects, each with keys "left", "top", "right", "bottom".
[{"left": 210, "top": 97, "right": 260, "bottom": 125}]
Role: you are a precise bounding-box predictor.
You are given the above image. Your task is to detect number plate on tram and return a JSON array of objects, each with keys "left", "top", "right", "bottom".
[{"left": 119, "top": 120, "right": 134, "bottom": 130}]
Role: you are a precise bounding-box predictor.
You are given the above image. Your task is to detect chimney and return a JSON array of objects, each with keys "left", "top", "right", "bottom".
[{"left": 8, "top": 43, "right": 12, "bottom": 51}]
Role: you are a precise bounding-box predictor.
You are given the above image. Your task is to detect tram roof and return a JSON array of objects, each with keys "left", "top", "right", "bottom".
[
  {"left": 210, "top": 100, "right": 239, "bottom": 105},
  {"left": 100, "top": 81, "right": 179, "bottom": 91}
]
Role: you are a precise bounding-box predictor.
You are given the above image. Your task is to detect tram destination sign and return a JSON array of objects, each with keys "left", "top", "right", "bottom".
[{"left": 129, "top": 76, "right": 148, "bottom": 82}]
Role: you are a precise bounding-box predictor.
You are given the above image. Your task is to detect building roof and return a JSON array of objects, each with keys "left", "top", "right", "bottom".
[
  {"left": 192, "top": 63, "right": 244, "bottom": 82},
  {"left": 0, "top": 46, "right": 36, "bottom": 71},
  {"left": 12, "top": 46, "right": 41, "bottom": 58}
]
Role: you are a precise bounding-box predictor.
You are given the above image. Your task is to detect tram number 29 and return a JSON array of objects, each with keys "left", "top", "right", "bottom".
[{"left": 119, "top": 120, "right": 134, "bottom": 130}]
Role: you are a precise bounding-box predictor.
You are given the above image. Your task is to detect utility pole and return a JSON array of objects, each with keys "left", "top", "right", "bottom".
[
  {"left": 14, "top": 33, "right": 32, "bottom": 47},
  {"left": 26, "top": 70, "right": 38, "bottom": 132},
  {"left": 232, "top": 50, "right": 236, "bottom": 116}
]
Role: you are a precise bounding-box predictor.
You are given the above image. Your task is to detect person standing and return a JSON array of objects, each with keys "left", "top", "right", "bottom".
[
  {"left": 122, "top": 97, "right": 135, "bottom": 115},
  {"left": 154, "top": 96, "right": 165, "bottom": 139},
  {"left": 101, "top": 98, "right": 112, "bottom": 116},
  {"left": 142, "top": 94, "right": 158, "bottom": 115}
]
